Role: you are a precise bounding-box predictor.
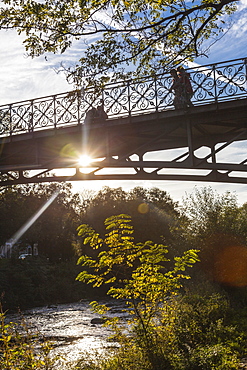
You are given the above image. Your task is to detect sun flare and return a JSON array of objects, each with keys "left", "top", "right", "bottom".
[{"left": 78, "top": 154, "right": 92, "bottom": 167}]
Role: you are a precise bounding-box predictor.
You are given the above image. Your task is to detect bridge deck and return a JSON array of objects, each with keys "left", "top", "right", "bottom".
[
  {"left": 0, "top": 57, "right": 247, "bottom": 185},
  {"left": 0, "top": 99, "right": 246, "bottom": 172}
]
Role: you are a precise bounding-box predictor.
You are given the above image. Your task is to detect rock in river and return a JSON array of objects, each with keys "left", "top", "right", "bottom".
[{"left": 91, "top": 317, "right": 106, "bottom": 325}]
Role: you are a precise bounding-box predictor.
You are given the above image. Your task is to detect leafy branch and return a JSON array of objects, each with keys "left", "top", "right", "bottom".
[{"left": 0, "top": 0, "right": 239, "bottom": 85}]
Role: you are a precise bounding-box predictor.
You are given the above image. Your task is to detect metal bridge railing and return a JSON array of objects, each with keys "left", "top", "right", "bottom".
[{"left": 0, "top": 57, "right": 246, "bottom": 137}]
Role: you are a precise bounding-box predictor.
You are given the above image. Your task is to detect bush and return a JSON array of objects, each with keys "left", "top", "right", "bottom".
[
  {"left": 0, "top": 305, "right": 59, "bottom": 370},
  {"left": 74, "top": 214, "right": 244, "bottom": 370}
]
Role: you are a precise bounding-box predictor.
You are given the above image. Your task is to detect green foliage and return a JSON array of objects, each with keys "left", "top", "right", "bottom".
[
  {"left": 77, "top": 186, "right": 180, "bottom": 252},
  {"left": 0, "top": 0, "right": 238, "bottom": 86},
  {"left": 72, "top": 293, "right": 243, "bottom": 370},
  {"left": 0, "top": 305, "right": 58, "bottom": 370},
  {"left": 71, "top": 295, "right": 244, "bottom": 370},
  {"left": 172, "top": 294, "right": 242, "bottom": 369},
  {"left": 76, "top": 213, "right": 198, "bottom": 293},
  {"left": 181, "top": 187, "right": 241, "bottom": 239},
  {"left": 180, "top": 187, "right": 247, "bottom": 288},
  {"left": 75, "top": 213, "right": 247, "bottom": 370},
  {"left": 0, "top": 184, "right": 180, "bottom": 262},
  {"left": 76, "top": 213, "right": 199, "bottom": 369}
]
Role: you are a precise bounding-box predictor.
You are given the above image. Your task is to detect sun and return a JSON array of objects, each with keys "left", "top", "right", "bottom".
[{"left": 78, "top": 154, "right": 92, "bottom": 167}]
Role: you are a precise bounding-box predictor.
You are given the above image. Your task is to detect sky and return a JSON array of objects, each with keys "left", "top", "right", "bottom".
[{"left": 0, "top": 0, "right": 247, "bottom": 206}]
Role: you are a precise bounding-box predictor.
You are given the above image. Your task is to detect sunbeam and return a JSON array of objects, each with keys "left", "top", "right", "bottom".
[{"left": 7, "top": 191, "right": 59, "bottom": 251}]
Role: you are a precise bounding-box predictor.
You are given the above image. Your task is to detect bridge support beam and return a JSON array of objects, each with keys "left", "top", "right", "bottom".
[{"left": 0, "top": 98, "right": 247, "bottom": 186}]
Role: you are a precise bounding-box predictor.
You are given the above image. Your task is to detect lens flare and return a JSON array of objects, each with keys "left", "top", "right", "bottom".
[
  {"left": 7, "top": 191, "right": 59, "bottom": 251},
  {"left": 138, "top": 203, "right": 149, "bottom": 214},
  {"left": 214, "top": 245, "right": 247, "bottom": 287},
  {"left": 78, "top": 154, "right": 92, "bottom": 167}
]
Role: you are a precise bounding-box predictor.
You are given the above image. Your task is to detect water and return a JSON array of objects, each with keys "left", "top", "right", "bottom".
[{"left": 8, "top": 299, "right": 129, "bottom": 367}]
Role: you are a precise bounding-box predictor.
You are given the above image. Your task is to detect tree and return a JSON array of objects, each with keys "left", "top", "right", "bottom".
[
  {"left": 0, "top": 186, "right": 27, "bottom": 246},
  {"left": 76, "top": 186, "right": 180, "bottom": 250},
  {"left": 76, "top": 213, "right": 199, "bottom": 369},
  {"left": 127, "top": 186, "right": 181, "bottom": 245},
  {"left": 0, "top": 0, "right": 238, "bottom": 86},
  {"left": 20, "top": 182, "right": 81, "bottom": 260},
  {"left": 0, "top": 182, "right": 80, "bottom": 260},
  {"left": 181, "top": 187, "right": 247, "bottom": 287},
  {"left": 181, "top": 186, "right": 240, "bottom": 240}
]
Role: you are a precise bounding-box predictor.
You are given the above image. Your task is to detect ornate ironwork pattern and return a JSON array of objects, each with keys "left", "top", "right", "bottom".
[{"left": 0, "top": 57, "right": 246, "bottom": 136}]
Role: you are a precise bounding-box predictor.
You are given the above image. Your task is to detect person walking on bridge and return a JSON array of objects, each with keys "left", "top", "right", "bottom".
[
  {"left": 96, "top": 100, "right": 108, "bottom": 121},
  {"left": 177, "top": 66, "right": 194, "bottom": 108},
  {"left": 169, "top": 69, "right": 184, "bottom": 109}
]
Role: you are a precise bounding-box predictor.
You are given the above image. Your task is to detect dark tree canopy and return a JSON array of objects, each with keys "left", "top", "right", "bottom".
[
  {"left": 0, "top": 0, "right": 238, "bottom": 86},
  {"left": 0, "top": 183, "right": 80, "bottom": 260},
  {"left": 180, "top": 187, "right": 247, "bottom": 285},
  {"left": 77, "top": 186, "right": 180, "bottom": 248}
]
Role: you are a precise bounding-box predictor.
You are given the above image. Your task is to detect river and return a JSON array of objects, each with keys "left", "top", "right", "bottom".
[{"left": 8, "top": 299, "right": 129, "bottom": 368}]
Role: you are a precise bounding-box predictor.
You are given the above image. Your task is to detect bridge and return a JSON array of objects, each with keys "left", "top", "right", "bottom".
[{"left": 0, "top": 57, "right": 246, "bottom": 186}]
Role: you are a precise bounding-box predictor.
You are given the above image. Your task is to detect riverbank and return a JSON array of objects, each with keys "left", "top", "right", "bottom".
[
  {"left": 2, "top": 292, "right": 247, "bottom": 370},
  {"left": 5, "top": 300, "right": 127, "bottom": 368}
]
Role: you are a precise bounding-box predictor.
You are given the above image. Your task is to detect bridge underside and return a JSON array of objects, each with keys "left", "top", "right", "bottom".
[{"left": 0, "top": 99, "right": 247, "bottom": 186}]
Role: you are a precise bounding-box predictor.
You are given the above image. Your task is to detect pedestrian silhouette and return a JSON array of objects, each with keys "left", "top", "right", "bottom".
[
  {"left": 177, "top": 66, "right": 194, "bottom": 108},
  {"left": 84, "top": 107, "right": 99, "bottom": 124},
  {"left": 84, "top": 100, "right": 108, "bottom": 124},
  {"left": 169, "top": 69, "right": 185, "bottom": 109},
  {"left": 96, "top": 101, "right": 108, "bottom": 121}
]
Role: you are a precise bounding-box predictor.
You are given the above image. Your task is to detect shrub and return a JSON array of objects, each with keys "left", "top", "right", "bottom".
[
  {"left": 75, "top": 214, "right": 243, "bottom": 370},
  {"left": 0, "top": 305, "right": 59, "bottom": 370}
]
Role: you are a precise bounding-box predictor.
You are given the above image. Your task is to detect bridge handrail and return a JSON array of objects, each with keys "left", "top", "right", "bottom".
[{"left": 0, "top": 57, "right": 246, "bottom": 137}]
